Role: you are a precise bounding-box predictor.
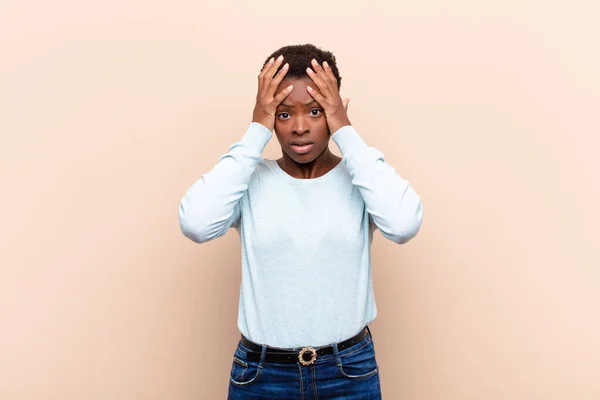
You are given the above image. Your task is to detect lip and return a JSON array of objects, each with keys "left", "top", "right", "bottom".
[
  {"left": 290, "top": 143, "right": 315, "bottom": 155},
  {"left": 290, "top": 140, "right": 314, "bottom": 146}
]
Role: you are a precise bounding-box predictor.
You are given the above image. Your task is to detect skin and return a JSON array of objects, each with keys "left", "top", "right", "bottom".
[{"left": 252, "top": 56, "right": 351, "bottom": 179}]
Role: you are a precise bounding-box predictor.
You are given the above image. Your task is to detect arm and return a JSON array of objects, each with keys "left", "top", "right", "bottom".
[
  {"left": 178, "top": 122, "right": 271, "bottom": 243},
  {"left": 332, "top": 126, "right": 424, "bottom": 244},
  {"left": 304, "top": 58, "right": 423, "bottom": 244},
  {"left": 179, "top": 54, "right": 294, "bottom": 243}
]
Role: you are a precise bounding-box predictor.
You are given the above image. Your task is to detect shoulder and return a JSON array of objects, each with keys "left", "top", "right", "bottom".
[
  {"left": 255, "top": 158, "right": 278, "bottom": 174},
  {"left": 247, "top": 158, "right": 279, "bottom": 186}
]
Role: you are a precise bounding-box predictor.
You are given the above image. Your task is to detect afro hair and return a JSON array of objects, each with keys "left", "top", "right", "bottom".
[{"left": 261, "top": 44, "right": 342, "bottom": 91}]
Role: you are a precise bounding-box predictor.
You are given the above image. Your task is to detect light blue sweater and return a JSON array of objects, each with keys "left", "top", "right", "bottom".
[{"left": 179, "top": 122, "right": 423, "bottom": 348}]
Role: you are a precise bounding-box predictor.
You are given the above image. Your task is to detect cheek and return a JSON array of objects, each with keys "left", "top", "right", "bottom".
[
  {"left": 316, "top": 118, "right": 329, "bottom": 131},
  {"left": 306, "top": 116, "right": 326, "bottom": 128},
  {"left": 274, "top": 118, "right": 289, "bottom": 129}
]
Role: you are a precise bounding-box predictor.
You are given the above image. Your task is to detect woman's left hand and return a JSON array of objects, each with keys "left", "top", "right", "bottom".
[{"left": 306, "top": 59, "right": 351, "bottom": 134}]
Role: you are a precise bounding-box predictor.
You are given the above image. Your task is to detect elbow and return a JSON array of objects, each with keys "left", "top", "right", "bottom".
[
  {"left": 387, "top": 223, "right": 422, "bottom": 245},
  {"left": 384, "top": 202, "right": 424, "bottom": 245},
  {"left": 178, "top": 203, "right": 213, "bottom": 244}
]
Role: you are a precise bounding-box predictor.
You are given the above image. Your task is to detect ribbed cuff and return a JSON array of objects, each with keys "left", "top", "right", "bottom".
[
  {"left": 331, "top": 125, "right": 367, "bottom": 154},
  {"left": 242, "top": 122, "right": 273, "bottom": 152}
]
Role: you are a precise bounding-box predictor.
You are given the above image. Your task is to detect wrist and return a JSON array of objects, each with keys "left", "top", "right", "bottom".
[
  {"left": 252, "top": 113, "right": 274, "bottom": 132},
  {"left": 328, "top": 115, "right": 352, "bottom": 135}
]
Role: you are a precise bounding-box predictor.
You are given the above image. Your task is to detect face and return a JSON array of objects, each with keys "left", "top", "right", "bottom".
[{"left": 274, "top": 77, "right": 330, "bottom": 164}]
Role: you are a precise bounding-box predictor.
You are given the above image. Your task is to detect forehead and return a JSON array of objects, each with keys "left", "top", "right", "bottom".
[{"left": 278, "top": 77, "right": 323, "bottom": 105}]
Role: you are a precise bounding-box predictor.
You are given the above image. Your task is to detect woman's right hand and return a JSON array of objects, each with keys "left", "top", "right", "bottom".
[{"left": 252, "top": 55, "right": 294, "bottom": 132}]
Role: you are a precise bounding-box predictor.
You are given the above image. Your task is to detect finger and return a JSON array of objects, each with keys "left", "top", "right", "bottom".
[
  {"left": 311, "top": 59, "right": 336, "bottom": 88},
  {"left": 322, "top": 61, "right": 339, "bottom": 89},
  {"left": 306, "top": 85, "right": 327, "bottom": 106},
  {"left": 306, "top": 67, "right": 331, "bottom": 98},
  {"left": 343, "top": 98, "right": 350, "bottom": 111},
  {"left": 272, "top": 84, "right": 294, "bottom": 106},
  {"left": 263, "top": 55, "right": 285, "bottom": 98},
  {"left": 260, "top": 57, "right": 275, "bottom": 74},
  {"left": 267, "top": 62, "right": 290, "bottom": 98},
  {"left": 309, "top": 59, "right": 336, "bottom": 98},
  {"left": 258, "top": 57, "right": 275, "bottom": 83},
  {"left": 310, "top": 58, "right": 325, "bottom": 73},
  {"left": 259, "top": 57, "right": 274, "bottom": 78},
  {"left": 267, "top": 55, "right": 285, "bottom": 81},
  {"left": 258, "top": 57, "right": 275, "bottom": 95},
  {"left": 260, "top": 55, "right": 284, "bottom": 96}
]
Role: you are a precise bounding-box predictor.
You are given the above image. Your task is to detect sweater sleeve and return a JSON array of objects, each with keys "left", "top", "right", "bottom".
[
  {"left": 178, "top": 122, "right": 272, "bottom": 243},
  {"left": 331, "top": 125, "right": 424, "bottom": 244}
]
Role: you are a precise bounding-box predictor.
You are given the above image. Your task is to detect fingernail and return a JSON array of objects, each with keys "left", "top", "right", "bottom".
[
  {"left": 269, "top": 57, "right": 274, "bottom": 63},
  {"left": 323, "top": 61, "right": 328, "bottom": 67},
  {"left": 306, "top": 67, "right": 313, "bottom": 74},
  {"left": 277, "top": 55, "right": 284, "bottom": 61}
]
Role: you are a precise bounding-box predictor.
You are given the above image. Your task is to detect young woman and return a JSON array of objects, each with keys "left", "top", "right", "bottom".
[{"left": 179, "top": 44, "right": 424, "bottom": 399}]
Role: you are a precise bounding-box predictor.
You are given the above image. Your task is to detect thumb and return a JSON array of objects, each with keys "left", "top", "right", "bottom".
[{"left": 343, "top": 98, "right": 350, "bottom": 111}]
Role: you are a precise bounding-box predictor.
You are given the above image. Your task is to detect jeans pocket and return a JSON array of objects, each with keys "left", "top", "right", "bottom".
[
  {"left": 337, "top": 339, "right": 379, "bottom": 380},
  {"left": 229, "top": 346, "right": 262, "bottom": 386}
]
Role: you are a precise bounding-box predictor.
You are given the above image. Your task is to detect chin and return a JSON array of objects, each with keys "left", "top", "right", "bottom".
[
  {"left": 284, "top": 149, "right": 318, "bottom": 164},
  {"left": 289, "top": 154, "right": 316, "bottom": 164}
]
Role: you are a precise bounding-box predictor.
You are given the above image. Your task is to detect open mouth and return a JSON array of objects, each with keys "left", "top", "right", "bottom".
[{"left": 290, "top": 143, "right": 314, "bottom": 154}]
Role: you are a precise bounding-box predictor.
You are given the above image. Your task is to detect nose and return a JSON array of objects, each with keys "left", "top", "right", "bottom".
[{"left": 292, "top": 115, "right": 309, "bottom": 135}]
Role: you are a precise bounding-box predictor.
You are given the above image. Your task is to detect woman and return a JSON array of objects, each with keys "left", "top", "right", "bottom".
[{"left": 179, "top": 44, "right": 423, "bottom": 399}]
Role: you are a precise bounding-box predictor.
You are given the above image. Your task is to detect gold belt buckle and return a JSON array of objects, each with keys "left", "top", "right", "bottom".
[{"left": 298, "top": 346, "right": 317, "bottom": 366}]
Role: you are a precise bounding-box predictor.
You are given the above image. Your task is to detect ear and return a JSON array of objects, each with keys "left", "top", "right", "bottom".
[{"left": 343, "top": 98, "right": 350, "bottom": 111}]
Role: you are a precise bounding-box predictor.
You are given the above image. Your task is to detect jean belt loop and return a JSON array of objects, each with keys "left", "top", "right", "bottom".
[
  {"left": 260, "top": 344, "right": 267, "bottom": 366},
  {"left": 332, "top": 341, "right": 341, "bottom": 365}
]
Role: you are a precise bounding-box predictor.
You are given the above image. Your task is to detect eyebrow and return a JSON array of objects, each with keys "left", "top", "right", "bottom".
[{"left": 278, "top": 99, "right": 319, "bottom": 108}]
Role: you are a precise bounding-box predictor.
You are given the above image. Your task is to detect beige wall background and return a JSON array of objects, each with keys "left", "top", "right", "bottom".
[{"left": 1, "top": 0, "right": 599, "bottom": 399}]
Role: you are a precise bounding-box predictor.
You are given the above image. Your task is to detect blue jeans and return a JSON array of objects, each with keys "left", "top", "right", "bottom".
[{"left": 227, "top": 328, "right": 382, "bottom": 399}]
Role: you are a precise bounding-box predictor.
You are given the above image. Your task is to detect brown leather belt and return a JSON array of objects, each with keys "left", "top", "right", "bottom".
[{"left": 239, "top": 326, "right": 371, "bottom": 365}]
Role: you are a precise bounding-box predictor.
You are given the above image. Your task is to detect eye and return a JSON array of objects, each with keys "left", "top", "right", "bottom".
[
  {"left": 309, "top": 108, "right": 323, "bottom": 117},
  {"left": 277, "top": 112, "right": 290, "bottom": 120}
]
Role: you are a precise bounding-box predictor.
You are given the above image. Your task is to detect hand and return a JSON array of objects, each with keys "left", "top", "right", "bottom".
[
  {"left": 305, "top": 58, "right": 351, "bottom": 134},
  {"left": 252, "top": 55, "right": 294, "bottom": 132}
]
